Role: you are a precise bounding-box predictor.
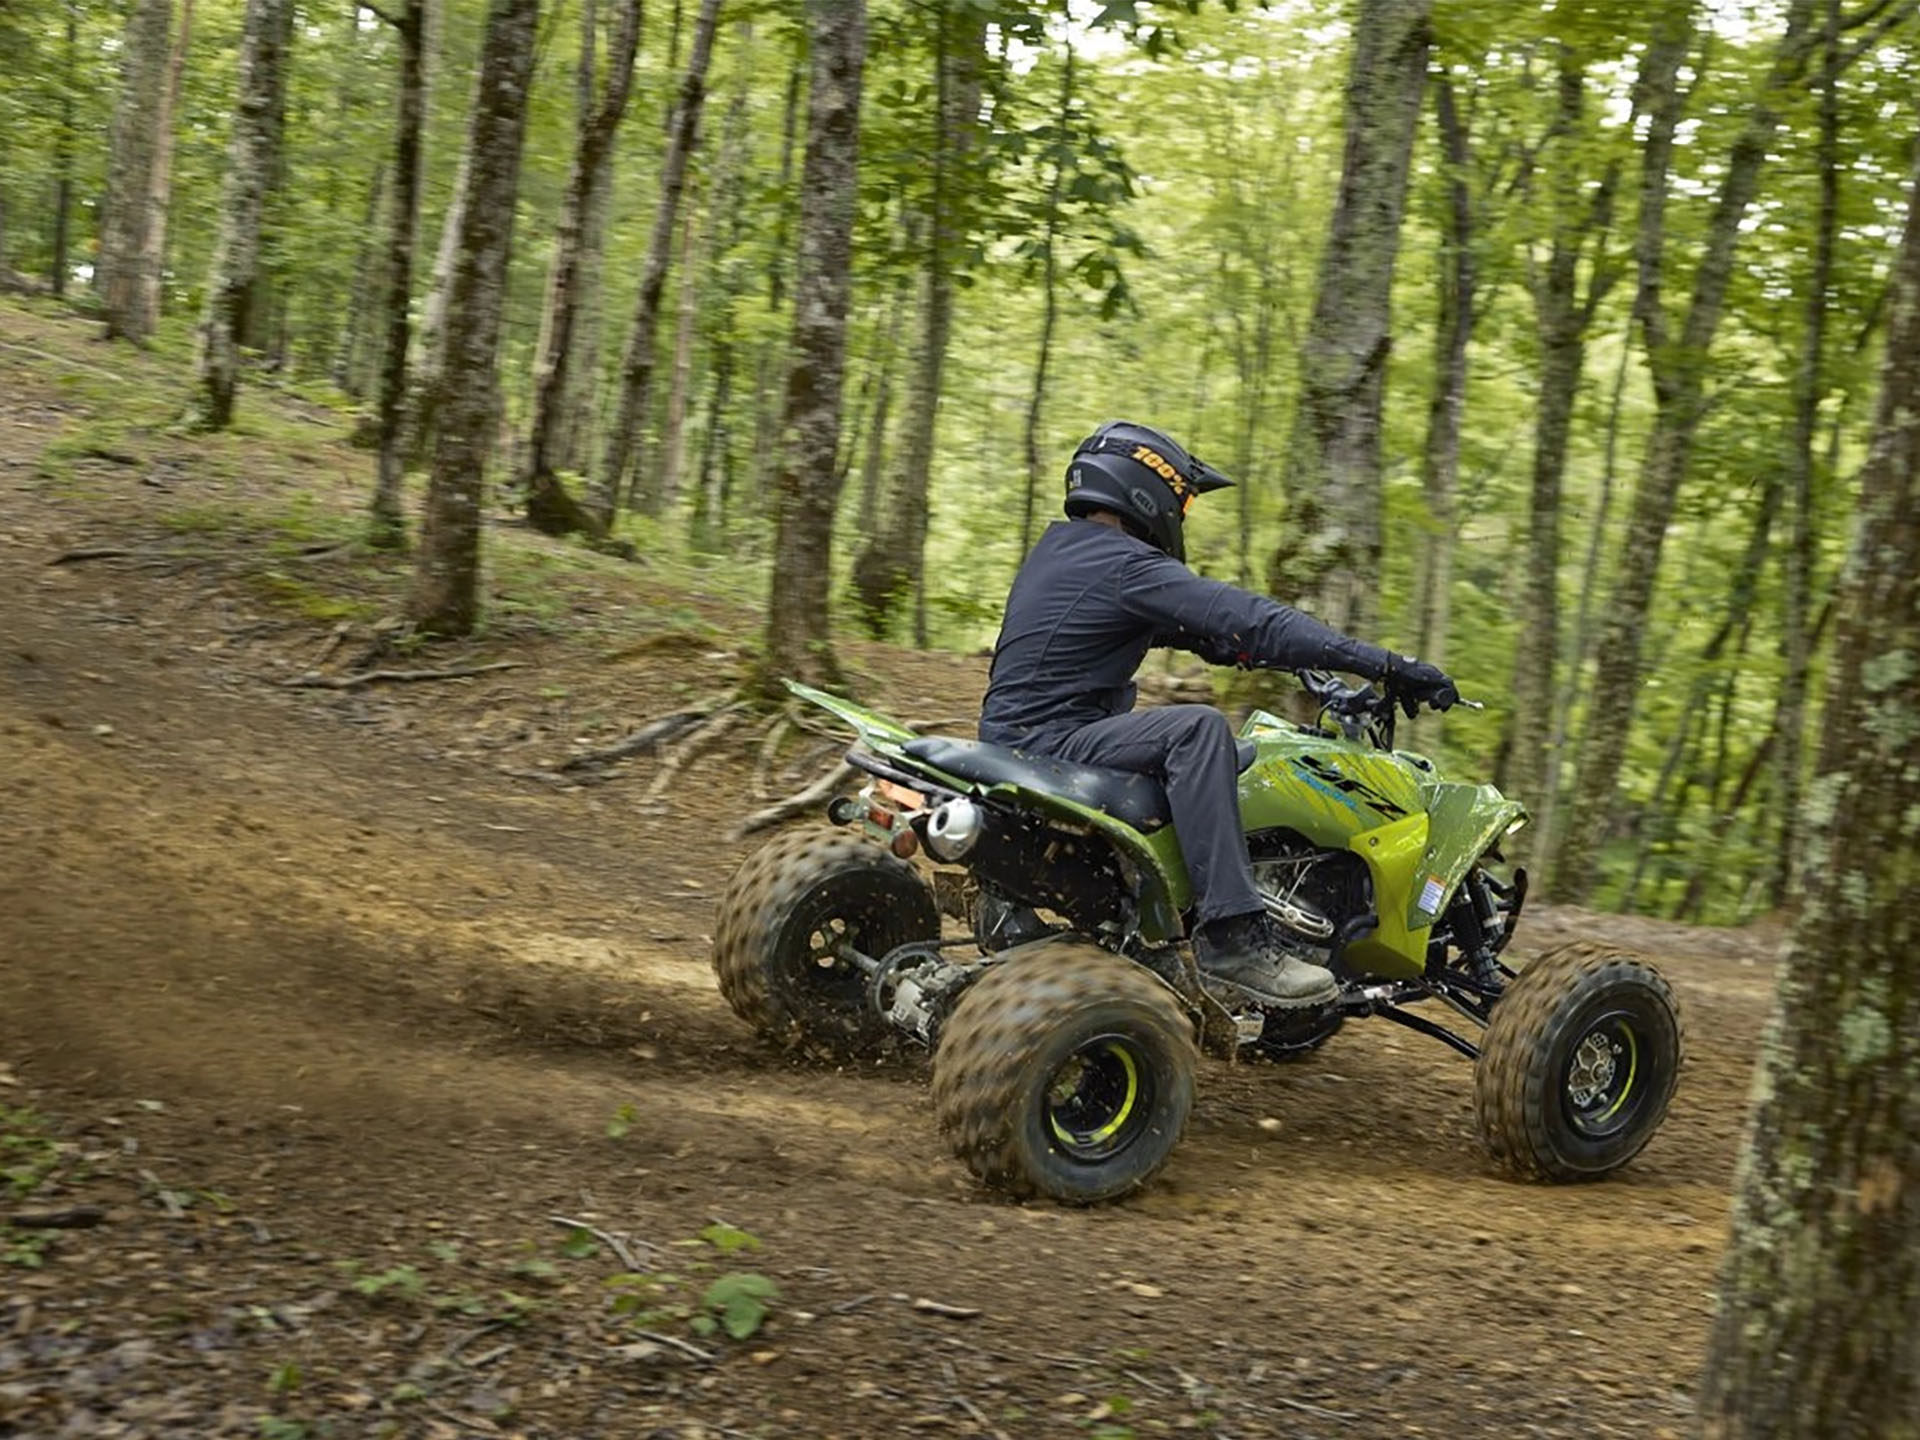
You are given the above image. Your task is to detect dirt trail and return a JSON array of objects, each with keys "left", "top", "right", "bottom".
[{"left": 0, "top": 302, "right": 1781, "bottom": 1438}]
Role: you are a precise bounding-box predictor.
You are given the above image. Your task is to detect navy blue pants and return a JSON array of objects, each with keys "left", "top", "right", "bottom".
[{"left": 1040, "top": 704, "right": 1264, "bottom": 927}]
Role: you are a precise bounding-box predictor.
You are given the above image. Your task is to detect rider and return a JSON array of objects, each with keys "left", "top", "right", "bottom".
[{"left": 978, "top": 420, "right": 1459, "bottom": 1008}]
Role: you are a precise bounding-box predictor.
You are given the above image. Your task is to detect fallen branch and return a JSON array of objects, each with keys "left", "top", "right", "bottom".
[
  {"left": 6, "top": 1205, "right": 106, "bottom": 1230},
  {"left": 907, "top": 1296, "right": 982, "bottom": 1320},
  {"left": 828, "top": 1293, "right": 878, "bottom": 1314},
  {"left": 558, "top": 699, "right": 724, "bottom": 772},
  {"left": 1266, "top": 1395, "right": 1361, "bottom": 1423},
  {"left": 546, "top": 1214, "right": 652, "bottom": 1272},
  {"left": 48, "top": 546, "right": 138, "bottom": 566},
  {"left": 280, "top": 662, "right": 523, "bottom": 690},
  {"left": 626, "top": 1328, "right": 715, "bottom": 1364},
  {"left": 731, "top": 761, "right": 855, "bottom": 840}
]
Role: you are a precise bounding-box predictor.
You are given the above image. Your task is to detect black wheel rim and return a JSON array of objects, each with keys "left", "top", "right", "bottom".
[
  {"left": 1045, "top": 1034, "right": 1156, "bottom": 1163},
  {"left": 787, "top": 876, "right": 921, "bottom": 1016},
  {"left": 1560, "top": 1009, "right": 1650, "bottom": 1140}
]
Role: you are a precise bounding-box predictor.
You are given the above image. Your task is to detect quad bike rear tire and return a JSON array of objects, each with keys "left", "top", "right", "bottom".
[
  {"left": 712, "top": 830, "right": 938, "bottom": 1060},
  {"left": 932, "top": 941, "right": 1196, "bottom": 1204},
  {"left": 1473, "top": 941, "right": 1683, "bottom": 1182}
]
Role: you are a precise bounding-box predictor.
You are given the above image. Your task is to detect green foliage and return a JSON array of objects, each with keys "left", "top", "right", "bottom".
[
  {"left": 696, "top": 1271, "right": 777, "bottom": 1340},
  {"left": 604, "top": 1102, "right": 637, "bottom": 1140}
]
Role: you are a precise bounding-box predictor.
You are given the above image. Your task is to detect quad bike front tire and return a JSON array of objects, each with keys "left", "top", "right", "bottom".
[
  {"left": 932, "top": 941, "right": 1196, "bottom": 1204},
  {"left": 1473, "top": 941, "right": 1683, "bottom": 1182},
  {"left": 712, "top": 830, "right": 938, "bottom": 1060}
]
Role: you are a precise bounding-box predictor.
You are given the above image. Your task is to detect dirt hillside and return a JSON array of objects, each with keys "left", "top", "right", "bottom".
[{"left": 0, "top": 301, "right": 1780, "bottom": 1439}]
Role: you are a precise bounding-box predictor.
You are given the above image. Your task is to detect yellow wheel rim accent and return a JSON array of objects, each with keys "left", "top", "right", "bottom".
[
  {"left": 1048, "top": 1042, "right": 1140, "bottom": 1148},
  {"left": 1595, "top": 1025, "right": 1639, "bottom": 1122}
]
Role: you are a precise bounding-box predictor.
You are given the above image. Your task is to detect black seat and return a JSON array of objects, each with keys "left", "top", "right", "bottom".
[{"left": 903, "top": 737, "right": 1172, "bottom": 831}]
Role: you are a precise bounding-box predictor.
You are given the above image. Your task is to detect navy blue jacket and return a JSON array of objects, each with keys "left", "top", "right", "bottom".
[{"left": 979, "top": 520, "right": 1391, "bottom": 751}]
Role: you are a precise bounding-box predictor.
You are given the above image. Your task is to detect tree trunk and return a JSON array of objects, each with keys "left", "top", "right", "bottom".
[
  {"left": 50, "top": 2, "right": 77, "bottom": 298},
  {"left": 1538, "top": 335, "right": 1631, "bottom": 872},
  {"left": 407, "top": 0, "right": 541, "bottom": 635},
  {"left": 334, "top": 161, "right": 387, "bottom": 397},
  {"left": 99, "top": 0, "right": 171, "bottom": 342},
  {"left": 186, "top": 0, "right": 293, "bottom": 431},
  {"left": 1553, "top": 0, "right": 1816, "bottom": 903},
  {"left": 1774, "top": 0, "right": 1842, "bottom": 909},
  {"left": 1697, "top": 121, "right": 1920, "bottom": 1436},
  {"left": 1018, "top": 44, "right": 1073, "bottom": 566},
  {"left": 367, "top": 0, "right": 427, "bottom": 550},
  {"left": 658, "top": 192, "right": 703, "bottom": 512},
  {"left": 849, "top": 1, "right": 988, "bottom": 644},
  {"left": 1267, "top": 0, "right": 1432, "bottom": 636},
  {"left": 134, "top": 0, "right": 194, "bottom": 337},
  {"left": 1409, "top": 71, "right": 1473, "bottom": 669},
  {"left": 595, "top": 0, "right": 723, "bottom": 527},
  {"left": 409, "top": 144, "right": 472, "bottom": 458},
  {"left": 1508, "top": 50, "right": 1621, "bottom": 880},
  {"left": 756, "top": 0, "right": 866, "bottom": 696},
  {"left": 520, "top": 0, "right": 643, "bottom": 539}
]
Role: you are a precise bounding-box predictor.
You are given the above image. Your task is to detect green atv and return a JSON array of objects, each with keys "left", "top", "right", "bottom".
[{"left": 712, "top": 672, "right": 1681, "bottom": 1204}]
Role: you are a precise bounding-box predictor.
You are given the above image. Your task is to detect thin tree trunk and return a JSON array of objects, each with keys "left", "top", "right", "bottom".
[
  {"left": 335, "top": 161, "right": 387, "bottom": 396},
  {"left": 1019, "top": 44, "right": 1073, "bottom": 565},
  {"left": 186, "top": 0, "right": 293, "bottom": 431},
  {"left": 1410, "top": 71, "right": 1474, "bottom": 669},
  {"left": 407, "top": 0, "right": 541, "bottom": 635},
  {"left": 134, "top": 0, "right": 194, "bottom": 336},
  {"left": 1267, "top": 0, "right": 1432, "bottom": 636},
  {"left": 1775, "top": 0, "right": 1842, "bottom": 909},
  {"left": 687, "top": 21, "right": 753, "bottom": 553},
  {"left": 1553, "top": 0, "right": 1817, "bottom": 902},
  {"left": 99, "top": 0, "right": 171, "bottom": 341},
  {"left": 594, "top": 0, "right": 723, "bottom": 527},
  {"left": 1538, "top": 334, "right": 1632, "bottom": 872},
  {"left": 409, "top": 142, "right": 472, "bottom": 457},
  {"left": 757, "top": 0, "right": 866, "bottom": 696},
  {"left": 658, "top": 191, "right": 702, "bottom": 512},
  {"left": 1698, "top": 122, "right": 1920, "bottom": 1434},
  {"left": 520, "top": 0, "right": 643, "bottom": 538},
  {"left": 850, "top": 2, "right": 988, "bottom": 644},
  {"left": 50, "top": 2, "right": 77, "bottom": 298},
  {"left": 743, "top": 54, "right": 806, "bottom": 516},
  {"left": 367, "top": 0, "right": 426, "bottom": 550}
]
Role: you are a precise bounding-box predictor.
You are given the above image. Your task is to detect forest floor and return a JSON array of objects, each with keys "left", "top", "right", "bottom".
[{"left": 0, "top": 298, "right": 1784, "bottom": 1440}]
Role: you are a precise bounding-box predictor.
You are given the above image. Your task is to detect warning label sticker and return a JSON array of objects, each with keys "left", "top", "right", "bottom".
[{"left": 1418, "top": 875, "right": 1446, "bottom": 915}]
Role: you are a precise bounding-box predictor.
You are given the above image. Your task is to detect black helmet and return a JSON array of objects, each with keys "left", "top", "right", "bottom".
[{"left": 1062, "top": 420, "right": 1235, "bottom": 562}]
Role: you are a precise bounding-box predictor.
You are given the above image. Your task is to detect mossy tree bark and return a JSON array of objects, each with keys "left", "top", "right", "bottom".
[
  {"left": 759, "top": 0, "right": 866, "bottom": 696},
  {"left": 98, "top": 0, "right": 172, "bottom": 343},
  {"left": 1698, "top": 117, "right": 1920, "bottom": 1436},
  {"left": 186, "top": 0, "right": 293, "bottom": 431},
  {"left": 367, "top": 0, "right": 427, "bottom": 550},
  {"left": 1267, "top": 0, "right": 1431, "bottom": 638},
  {"left": 519, "top": 0, "right": 643, "bottom": 540},
  {"left": 406, "top": 0, "right": 539, "bottom": 636},
  {"left": 1552, "top": 0, "right": 1817, "bottom": 902},
  {"left": 593, "top": 0, "right": 722, "bottom": 528}
]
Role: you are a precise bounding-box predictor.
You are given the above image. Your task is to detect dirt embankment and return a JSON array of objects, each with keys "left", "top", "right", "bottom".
[{"left": 1, "top": 301, "right": 1778, "bottom": 1438}]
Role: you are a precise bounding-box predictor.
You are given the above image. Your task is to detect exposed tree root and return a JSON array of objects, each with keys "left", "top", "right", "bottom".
[
  {"left": 751, "top": 711, "right": 796, "bottom": 800},
  {"left": 732, "top": 760, "right": 857, "bottom": 840},
  {"left": 643, "top": 703, "right": 746, "bottom": 803},
  {"left": 280, "top": 661, "right": 523, "bottom": 690},
  {"left": 559, "top": 693, "right": 732, "bottom": 772}
]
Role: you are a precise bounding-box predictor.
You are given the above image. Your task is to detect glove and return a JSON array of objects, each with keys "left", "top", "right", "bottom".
[{"left": 1387, "top": 656, "right": 1460, "bottom": 717}]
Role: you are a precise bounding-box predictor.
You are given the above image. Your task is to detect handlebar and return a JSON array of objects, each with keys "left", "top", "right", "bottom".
[{"left": 1296, "top": 669, "right": 1481, "bottom": 751}]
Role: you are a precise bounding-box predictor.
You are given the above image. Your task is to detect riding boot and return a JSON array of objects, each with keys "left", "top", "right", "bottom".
[{"left": 1192, "top": 912, "right": 1339, "bottom": 1008}]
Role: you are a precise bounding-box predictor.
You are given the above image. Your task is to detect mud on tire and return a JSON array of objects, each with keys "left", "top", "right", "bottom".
[
  {"left": 931, "top": 942, "right": 1196, "bottom": 1204},
  {"left": 712, "top": 830, "right": 938, "bottom": 1060},
  {"left": 1473, "top": 941, "right": 1683, "bottom": 1183}
]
